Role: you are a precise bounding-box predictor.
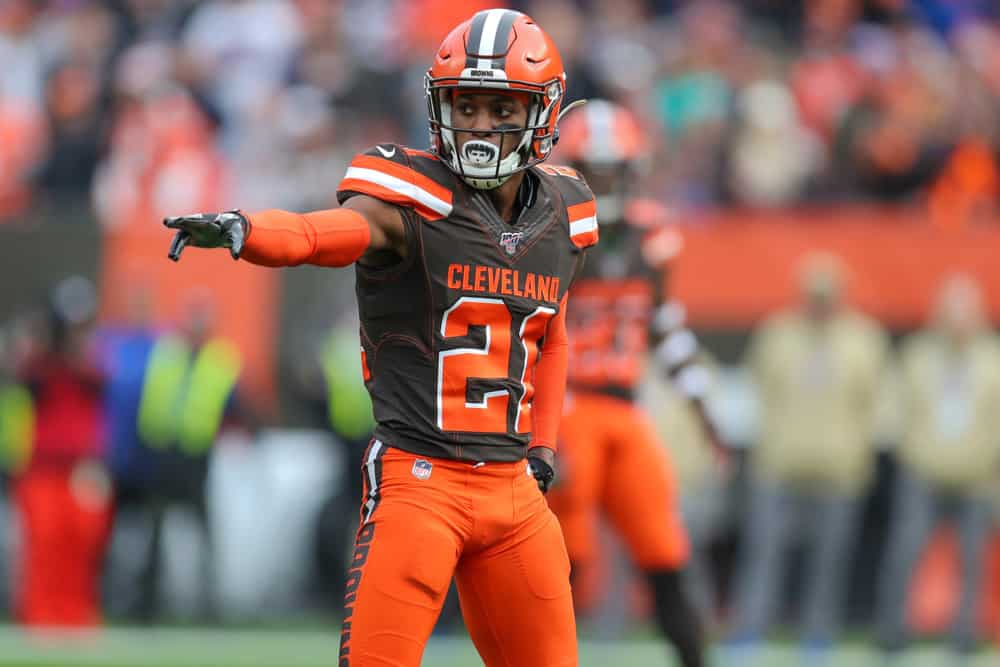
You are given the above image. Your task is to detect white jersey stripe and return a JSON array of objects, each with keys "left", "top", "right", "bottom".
[
  {"left": 362, "top": 439, "right": 384, "bottom": 524},
  {"left": 570, "top": 215, "right": 598, "bottom": 237},
  {"left": 344, "top": 166, "right": 453, "bottom": 218}
]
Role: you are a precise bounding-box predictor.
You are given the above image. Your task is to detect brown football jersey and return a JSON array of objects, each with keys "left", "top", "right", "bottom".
[
  {"left": 565, "top": 202, "right": 669, "bottom": 400},
  {"left": 336, "top": 145, "right": 596, "bottom": 462}
]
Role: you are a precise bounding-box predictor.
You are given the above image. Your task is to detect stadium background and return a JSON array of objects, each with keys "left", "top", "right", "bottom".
[{"left": 1, "top": 0, "right": 1000, "bottom": 664}]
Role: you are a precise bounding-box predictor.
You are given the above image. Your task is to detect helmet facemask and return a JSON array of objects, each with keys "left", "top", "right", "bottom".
[
  {"left": 426, "top": 74, "right": 563, "bottom": 190},
  {"left": 573, "top": 161, "right": 633, "bottom": 224}
]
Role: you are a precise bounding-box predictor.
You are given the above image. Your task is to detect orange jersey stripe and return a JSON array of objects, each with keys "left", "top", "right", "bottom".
[
  {"left": 350, "top": 155, "right": 453, "bottom": 206},
  {"left": 338, "top": 177, "right": 448, "bottom": 221},
  {"left": 403, "top": 148, "right": 440, "bottom": 160},
  {"left": 567, "top": 199, "right": 597, "bottom": 222}
]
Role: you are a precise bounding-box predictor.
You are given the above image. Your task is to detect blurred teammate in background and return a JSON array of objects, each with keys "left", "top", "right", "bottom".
[
  {"left": 545, "top": 100, "right": 726, "bottom": 667},
  {"left": 163, "top": 9, "right": 595, "bottom": 666},
  {"left": 640, "top": 331, "right": 730, "bottom": 632}
]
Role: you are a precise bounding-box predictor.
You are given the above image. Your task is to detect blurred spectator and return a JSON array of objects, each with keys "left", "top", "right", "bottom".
[
  {"left": 133, "top": 295, "right": 248, "bottom": 621},
  {"left": 834, "top": 23, "right": 954, "bottom": 200},
  {"left": 521, "top": 0, "right": 603, "bottom": 104},
  {"left": 0, "top": 318, "right": 34, "bottom": 615},
  {"left": 789, "top": 0, "right": 870, "bottom": 144},
  {"left": 179, "top": 0, "right": 304, "bottom": 131},
  {"left": 115, "top": 0, "right": 197, "bottom": 45},
  {"left": 13, "top": 276, "right": 111, "bottom": 628},
  {"left": 97, "top": 285, "right": 160, "bottom": 619},
  {"left": 875, "top": 274, "right": 1000, "bottom": 658},
  {"left": 728, "top": 253, "right": 888, "bottom": 662},
  {"left": 910, "top": 0, "right": 1000, "bottom": 39},
  {"left": 33, "top": 61, "right": 106, "bottom": 204},
  {"left": 650, "top": 0, "right": 743, "bottom": 206},
  {"left": 0, "top": 324, "right": 32, "bottom": 477},
  {"left": 302, "top": 314, "right": 375, "bottom": 611},
  {"left": 725, "top": 79, "right": 826, "bottom": 205},
  {"left": 92, "top": 45, "right": 227, "bottom": 230},
  {"left": 0, "top": 0, "right": 47, "bottom": 107},
  {"left": 41, "top": 1, "right": 123, "bottom": 71},
  {"left": 584, "top": 0, "right": 662, "bottom": 103},
  {"left": 230, "top": 84, "right": 348, "bottom": 211},
  {"left": 927, "top": 30, "right": 1000, "bottom": 228},
  {"left": 0, "top": 88, "right": 47, "bottom": 222}
]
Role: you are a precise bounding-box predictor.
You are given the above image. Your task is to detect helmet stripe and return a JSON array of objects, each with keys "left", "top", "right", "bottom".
[
  {"left": 489, "top": 10, "right": 519, "bottom": 70},
  {"left": 465, "top": 9, "right": 519, "bottom": 71},
  {"left": 464, "top": 11, "right": 489, "bottom": 69},
  {"left": 476, "top": 9, "right": 507, "bottom": 68}
]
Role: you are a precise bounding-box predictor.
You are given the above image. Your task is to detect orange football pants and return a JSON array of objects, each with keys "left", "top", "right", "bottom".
[
  {"left": 547, "top": 392, "right": 689, "bottom": 587},
  {"left": 338, "top": 441, "right": 577, "bottom": 667},
  {"left": 14, "top": 468, "right": 111, "bottom": 627}
]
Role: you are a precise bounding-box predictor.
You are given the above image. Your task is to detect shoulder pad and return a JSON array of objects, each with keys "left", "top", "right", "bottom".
[
  {"left": 536, "top": 164, "right": 598, "bottom": 249},
  {"left": 337, "top": 144, "right": 453, "bottom": 220}
]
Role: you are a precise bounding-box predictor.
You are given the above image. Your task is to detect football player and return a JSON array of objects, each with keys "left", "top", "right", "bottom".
[
  {"left": 164, "top": 9, "right": 594, "bottom": 667},
  {"left": 545, "top": 100, "right": 726, "bottom": 667}
]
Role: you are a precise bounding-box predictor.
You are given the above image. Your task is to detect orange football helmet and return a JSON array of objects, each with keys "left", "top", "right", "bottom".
[
  {"left": 426, "top": 9, "right": 567, "bottom": 189},
  {"left": 556, "top": 99, "right": 647, "bottom": 222}
]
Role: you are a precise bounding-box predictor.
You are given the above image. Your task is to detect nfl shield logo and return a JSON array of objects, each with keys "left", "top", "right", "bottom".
[
  {"left": 499, "top": 232, "right": 523, "bottom": 256},
  {"left": 411, "top": 459, "right": 433, "bottom": 480}
]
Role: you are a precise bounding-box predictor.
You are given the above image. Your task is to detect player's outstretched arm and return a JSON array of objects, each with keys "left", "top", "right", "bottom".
[{"left": 164, "top": 195, "right": 406, "bottom": 267}]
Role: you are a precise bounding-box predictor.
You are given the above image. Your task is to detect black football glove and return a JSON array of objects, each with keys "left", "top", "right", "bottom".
[
  {"left": 163, "top": 210, "right": 248, "bottom": 262},
  {"left": 528, "top": 455, "right": 556, "bottom": 494}
]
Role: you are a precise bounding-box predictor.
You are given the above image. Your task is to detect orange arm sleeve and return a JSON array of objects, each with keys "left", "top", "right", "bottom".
[
  {"left": 529, "top": 294, "right": 570, "bottom": 452},
  {"left": 241, "top": 208, "right": 371, "bottom": 267}
]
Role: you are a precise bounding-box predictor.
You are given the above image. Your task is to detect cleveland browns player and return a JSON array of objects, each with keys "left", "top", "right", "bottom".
[
  {"left": 545, "top": 100, "right": 725, "bottom": 667},
  {"left": 164, "top": 9, "right": 594, "bottom": 667}
]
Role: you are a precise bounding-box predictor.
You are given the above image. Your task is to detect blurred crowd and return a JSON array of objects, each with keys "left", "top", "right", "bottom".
[{"left": 0, "top": 0, "right": 999, "bottom": 228}]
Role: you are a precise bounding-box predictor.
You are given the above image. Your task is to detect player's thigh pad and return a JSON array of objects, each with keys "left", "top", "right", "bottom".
[
  {"left": 602, "top": 401, "right": 690, "bottom": 570},
  {"left": 339, "top": 449, "right": 464, "bottom": 667},
  {"left": 456, "top": 478, "right": 577, "bottom": 667}
]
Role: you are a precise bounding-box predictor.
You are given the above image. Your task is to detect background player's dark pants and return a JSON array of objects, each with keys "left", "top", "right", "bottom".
[
  {"left": 136, "top": 451, "right": 215, "bottom": 622},
  {"left": 313, "top": 434, "right": 369, "bottom": 609},
  {"left": 648, "top": 569, "right": 705, "bottom": 667}
]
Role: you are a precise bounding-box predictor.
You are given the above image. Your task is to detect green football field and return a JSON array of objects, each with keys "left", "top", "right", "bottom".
[{"left": 0, "top": 627, "right": 996, "bottom": 667}]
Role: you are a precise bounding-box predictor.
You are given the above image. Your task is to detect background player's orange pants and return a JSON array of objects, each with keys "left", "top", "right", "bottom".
[
  {"left": 338, "top": 442, "right": 577, "bottom": 667},
  {"left": 14, "top": 468, "right": 111, "bottom": 627},
  {"left": 546, "top": 392, "right": 690, "bottom": 607}
]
